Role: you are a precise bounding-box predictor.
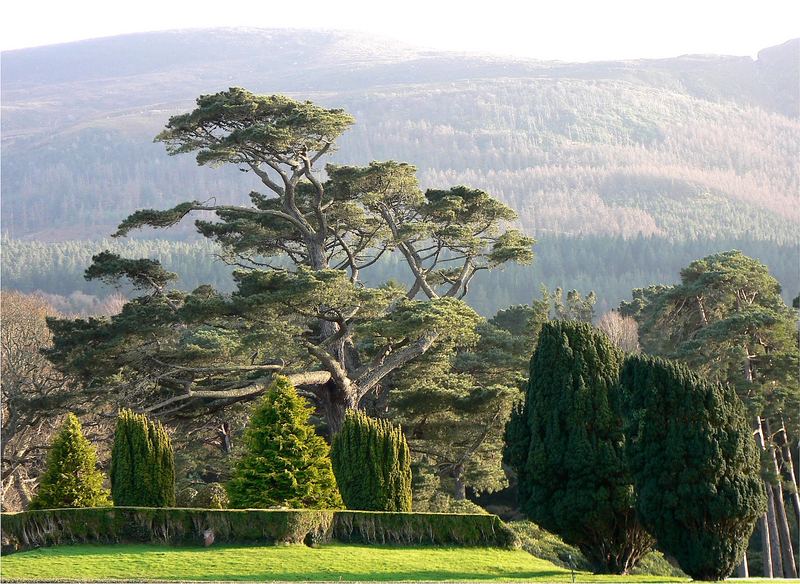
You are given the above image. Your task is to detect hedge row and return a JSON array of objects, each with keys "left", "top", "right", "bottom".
[{"left": 1, "top": 507, "right": 519, "bottom": 551}]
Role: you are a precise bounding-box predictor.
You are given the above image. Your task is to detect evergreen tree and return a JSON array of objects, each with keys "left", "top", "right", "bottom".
[
  {"left": 29, "top": 413, "right": 110, "bottom": 510},
  {"left": 331, "top": 410, "right": 412, "bottom": 511},
  {"left": 226, "top": 376, "right": 342, "bottom": 509},
  {"left": 44, "top": 89, "right": 533, "bottom": 435},
  {"left": 621, "top": 355, "right": 766, "bottom": 581},
  {"left": 508, "top": 321, "right": 653, "bottom": 574},
  {"left": 620, "top": 251, "right": 799, "bottom": 577},
  {"left": 110, "top": 409, "right": 176, "bottom": 506}
]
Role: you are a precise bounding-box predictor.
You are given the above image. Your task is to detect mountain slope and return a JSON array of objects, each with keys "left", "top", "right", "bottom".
[{"left": 2, "top": 28, "right": 798, "bottom": 241}]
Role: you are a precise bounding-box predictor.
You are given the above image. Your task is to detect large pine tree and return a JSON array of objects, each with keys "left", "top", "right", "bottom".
[
  {"left": 621, "top": 355, "right": 766, "bottom": 580},
  {"left": 110, "top": 409, "right": 176, "bottom": 506},
  {"left": 29, "top": 413, "right": 110, "bottom": 510},
  {"left": 331, "top": 410, "right": 412, "bottom": 511},
  {"left": 226, "top": 376, "right": 342, "bottom": 509},
  {"left": 507, "top": 320, "right": 653, "bottom": 574}
]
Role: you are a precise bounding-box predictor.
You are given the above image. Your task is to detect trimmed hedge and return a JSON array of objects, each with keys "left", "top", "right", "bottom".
[
  {"left": 1, "top": 507, "right": 518, "bottom": 551},
  {"left": 333, "top": 511, "right": 517, "bottom": 547}
]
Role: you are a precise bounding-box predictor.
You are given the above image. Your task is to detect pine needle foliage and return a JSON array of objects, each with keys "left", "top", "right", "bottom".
[
  {"left": 331, "top": 410, "right": 412, "bottom": 511},
  {"left": 620, "top": 355, "right": 766, "bottom": 581},
  {"left": 226, "top": 376, "right": 342, "bottom": 509},
  {"left": 29, "top": 413, "right": 110, "bottom": 509},
  {"left": 110, "top": 409, "right": 176, "bottom": 506},
  {"left": 507, "top": 320, "right": 653, "bottom": 574}
]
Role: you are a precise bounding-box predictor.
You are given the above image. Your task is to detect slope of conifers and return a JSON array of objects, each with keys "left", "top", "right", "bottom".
[
  {"left": 1, "top": 29, "right": 797, "bottom": 241},
  {"left": 3, "top": 235, "right": 797, "bottom": 316}
]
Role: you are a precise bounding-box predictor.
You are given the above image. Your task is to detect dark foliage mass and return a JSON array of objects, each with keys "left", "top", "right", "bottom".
[
  {"left": 620, "top": 355, "right": 765, "bottom": 580},
  {"left": 507, "top": 321, "right": 653, "bottom": 574}
]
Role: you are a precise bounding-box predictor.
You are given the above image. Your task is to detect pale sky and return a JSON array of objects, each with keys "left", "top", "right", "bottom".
[{"left": 1, "top": 0, "right": 798, "bottom": 61}]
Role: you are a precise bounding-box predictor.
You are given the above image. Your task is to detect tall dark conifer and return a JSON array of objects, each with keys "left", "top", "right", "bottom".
[
  {"left": 508, "top": 320, "right": 653, "bottom": 574},
  {"left": 621, "top": 355, "right": 766, "bottom": 581}
]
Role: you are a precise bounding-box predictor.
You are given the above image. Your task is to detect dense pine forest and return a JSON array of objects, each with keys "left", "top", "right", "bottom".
[{"left": 3, "top": 235, "right": 797, "bottom": 315}]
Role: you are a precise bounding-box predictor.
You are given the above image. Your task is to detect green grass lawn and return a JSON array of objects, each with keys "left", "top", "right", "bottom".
[{"left": 0, "top": 543, "right": 690, "bottom": 582}]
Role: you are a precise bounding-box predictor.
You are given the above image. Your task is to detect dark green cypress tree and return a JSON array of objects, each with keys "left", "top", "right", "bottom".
[
  {"left": 621, "top": 355, "right": 766, "bottom": 581},
  {"left": 331, "top": 410, "right": 412, "bottom": 511},
  {"left": 226, "top": 376, "right": 342, "bottom": 509},
  {"left": 29, "top": 413, "right": 110, "bottom": 509},
  {"left": 509, "top": 320, "right": 653, "bottom": 573},
  {"left": 110, "top": 409, "right": 175, "bottom": 506}
]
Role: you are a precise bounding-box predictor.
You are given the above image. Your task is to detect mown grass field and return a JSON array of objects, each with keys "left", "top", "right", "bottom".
[{"left": 0, "top": 543, "right": 691, "bottom": 582}]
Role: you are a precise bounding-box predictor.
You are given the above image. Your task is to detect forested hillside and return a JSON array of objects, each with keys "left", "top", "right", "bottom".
[
  {"left": 2, "top": 29, "right": 798, "bottom": 242},
  {"left": 4, "top": 235, "right": 796, "bottom": 316}
]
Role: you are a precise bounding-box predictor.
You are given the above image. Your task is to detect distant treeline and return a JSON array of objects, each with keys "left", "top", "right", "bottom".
[{"left": 2, "top": 235, "right": 797, "bottom": 316}]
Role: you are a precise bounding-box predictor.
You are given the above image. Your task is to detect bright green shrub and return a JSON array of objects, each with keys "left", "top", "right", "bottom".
[
  {"left": 226, "top": 376, "right": 342, "bottom": 509},
  {"left": 110, "top": 409, "right": 175, "bottom": 507},
  {"left": 507, "top": 321, "right": 653, "bottom": 573},
  {"left": 29, "top": 413, "right": 110, "bottom": 510},
  {"left": 621, "top": 355, "right": 766, "bottom": 581},
  {"left": 331, "top": 411, "right": 412, "bottom": 511}
]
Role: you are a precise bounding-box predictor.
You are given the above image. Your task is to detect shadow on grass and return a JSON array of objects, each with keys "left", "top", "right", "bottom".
[{"left": 194, "top": 570, "right": 571, "bottom": 582}]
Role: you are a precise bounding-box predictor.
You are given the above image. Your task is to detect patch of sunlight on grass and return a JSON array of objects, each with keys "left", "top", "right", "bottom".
[{"left": 1, "top": 543, "right": 692, "bottom": 582}]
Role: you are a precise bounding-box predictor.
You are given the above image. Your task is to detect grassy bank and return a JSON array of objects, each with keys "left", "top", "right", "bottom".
[{"left": 0, "top": 543, "right": 689, "bottom": 582}]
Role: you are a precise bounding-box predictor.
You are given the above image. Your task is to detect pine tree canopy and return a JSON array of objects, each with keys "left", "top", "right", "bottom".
[{"left": 42, "top": 88, "right": 534, "bottom": 434}]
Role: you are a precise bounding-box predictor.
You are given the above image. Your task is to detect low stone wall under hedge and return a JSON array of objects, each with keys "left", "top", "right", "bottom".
[{"left": 1, "top": 507, "right": 519, "bottom": 551}]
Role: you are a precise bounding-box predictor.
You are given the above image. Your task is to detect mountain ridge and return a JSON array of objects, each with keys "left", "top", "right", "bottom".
[{"left": 2, "top": 28, "right": 798, "bottom": 241}]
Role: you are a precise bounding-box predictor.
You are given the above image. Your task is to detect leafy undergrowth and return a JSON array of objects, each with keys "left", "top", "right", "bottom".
[
  {"left": 0, "top": 543, "right": 689, "bottom": 582},
  {"left": 509, "top": 520, "right": 686, "bottom": 578}
]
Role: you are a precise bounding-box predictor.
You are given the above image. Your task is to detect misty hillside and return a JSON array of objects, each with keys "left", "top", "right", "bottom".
[{"left": 1, "top": 28, "right": 798, "bottom": 241}]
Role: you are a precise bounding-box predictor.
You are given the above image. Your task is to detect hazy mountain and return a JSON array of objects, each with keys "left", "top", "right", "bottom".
[{"left": 2, "top": 28, "right": 798, "bottom": 241}]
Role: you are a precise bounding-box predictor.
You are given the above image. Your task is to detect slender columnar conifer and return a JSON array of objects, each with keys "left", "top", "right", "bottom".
[
  {"left": 110, "top": 409, "right": 175, "bottom": 506},
  {"left": 331, "top": 410, "right": 412, "bottom": 511}
]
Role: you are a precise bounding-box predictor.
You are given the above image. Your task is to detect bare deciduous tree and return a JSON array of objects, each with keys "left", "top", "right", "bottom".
[
  {"left": 1, "top": 291, "right": 73, "bottom": 510},
  {"left": 597, "top": 310, "right": 640, "bottom": 353}
]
